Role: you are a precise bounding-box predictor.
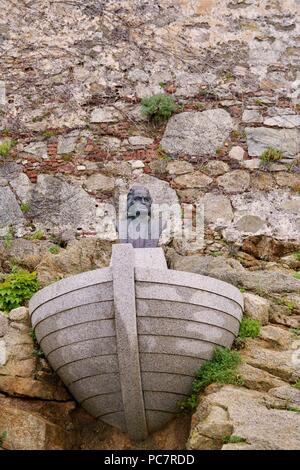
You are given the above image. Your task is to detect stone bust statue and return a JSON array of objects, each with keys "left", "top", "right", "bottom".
[{"left": 118, "top": 185, "right": 161, "bottom": 248}]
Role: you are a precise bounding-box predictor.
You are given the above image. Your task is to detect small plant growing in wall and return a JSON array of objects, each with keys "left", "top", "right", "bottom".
[
  {"left": 179, "top": 347, "right": 243, "bottom": 411},
  {"left": 223, "top": 435, "right": 247, "bottom": 444},
  {"left": 49, "top": 245, "right": 60, "bottom": 254},
  {"left": 0, "top": 269, "right": 40, "bottom": 312},
  {"left": 0, "top": 431, "right": 7, "bottom": 448},
  {"left": 238, "top": 317, "right": 261, "bottom": 340},
  {"left": 0, "top": 140, "right": 13, "bottom": 157},
  {"left": 20, "top": 202, "right": 30, "bottom": 214},
  {"left": 3, "top": 227, "right": 14, "bottom": 249},
  {"left": 25, "top": 229, "right": 45, "bottom": 241},
  {"left": 260, "top": 147, "right": 283, "bottom": 165},
  {"left": 141, "top": 94, "right": 177, "bottom": 123}
]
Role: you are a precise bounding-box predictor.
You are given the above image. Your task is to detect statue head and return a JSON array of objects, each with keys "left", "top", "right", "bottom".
[{"left": 127, "top": 185, "right": 152, "bottom": 219}]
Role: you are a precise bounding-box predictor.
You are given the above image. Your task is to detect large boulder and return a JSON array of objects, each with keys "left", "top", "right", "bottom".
[
  {"left": 169, "top": 253, "right": 300, "bottom": 293},
  {"left": 246, "top": 127, "right": 299, "bottom": 158},
  {"left": 36, "top": 238, "right": 112, "bottom": 285},
  {"left": 160, "top": 109, "right": 234, "bottom": 157},
  {"left": 187, "top": 385, "right": 300, "bottom": 450}
]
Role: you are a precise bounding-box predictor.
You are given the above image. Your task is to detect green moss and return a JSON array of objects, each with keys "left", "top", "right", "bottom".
[
  {"left": 20, "top": 202, "right": 30, "bottom": 214},
  {"left": 223, "top": 435, "right": 247, "bottom": 444},
  {"left": 238, "top": 317, "right": 261, "bottom": 340},
  {"left": 293, "top": 379, "right": 300, "bottom": 390},
  {"left": 49, "top": 245, "right": 60, "bottom": 254},
  {"left": 255, "top": 99, "right": 264, "bottom": 106},
  {"left": 0, "top": 270, "right": 40, "bottom": 312},
  {"left": 293, "top": 272, "right": 300, "bottom": 280},
  {"left": 141, "top": 94, "right": 177, "bottom": 123},
  {"left": 0, "top": 431, "right": 7, "bottom": 448},
  {"left": 0, "top": 140, "right": 13, "bottom": 157},
  {"left": 3, "top": 227, "right": 14, "bottom": 249},
  {"left": 179, "top": 347, "right": 243, "bottom": 412},
  {"left": 25, "top": 229, "right": 45, "bottom": 241}
]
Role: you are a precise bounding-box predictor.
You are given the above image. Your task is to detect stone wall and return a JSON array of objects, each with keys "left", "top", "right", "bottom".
[{"left": 0, "top": 0, "right": 300, "bottom": 450}]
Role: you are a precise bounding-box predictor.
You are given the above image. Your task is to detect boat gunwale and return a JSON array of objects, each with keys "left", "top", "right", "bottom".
[
  {"left": 135, "top": 267, "right": 244, "bottom": 308},
  {"left": 29, "top": 267, "right": 113, "bottom": 313}
]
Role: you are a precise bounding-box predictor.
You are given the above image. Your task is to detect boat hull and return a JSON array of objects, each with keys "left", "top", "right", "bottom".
[{"left": 29, "top": 244, "right": 243, "bottom": 440}]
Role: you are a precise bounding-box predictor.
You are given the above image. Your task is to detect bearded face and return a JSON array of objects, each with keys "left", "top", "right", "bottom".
[{"left": 127, "top": 186, "right": 152, "bottom": 219}]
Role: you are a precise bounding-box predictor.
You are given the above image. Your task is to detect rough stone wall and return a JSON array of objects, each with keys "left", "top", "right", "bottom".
[{"left": 0, "top": 0, "right": 300, "bottom": 450}]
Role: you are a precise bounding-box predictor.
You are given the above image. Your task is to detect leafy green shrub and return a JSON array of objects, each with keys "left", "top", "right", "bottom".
[
  {"left": 293, "top": 272, "right": 300, "bottom": 280},
  {"left": 0, "top": 270, "right": 40, "bottom": 312},
  {"left": 179, "top": 347, "right": 243, "bottom": 411},
  {"left": 238, "top": 317, "right": 260, "bottom": 340},
  {"left": 260, "top": 147, "right": 283, "bottom": 164},
  {"left": 223, "top": 435, "right": 247, "bottom": 444},
  {"left": 141, "top": 94, "right": 177, "bottom": 123}
]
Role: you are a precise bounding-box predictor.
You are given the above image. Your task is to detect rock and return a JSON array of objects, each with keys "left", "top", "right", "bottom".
[
  {"left": 0, "top": 401, "right": 66, "bottom": 450},
  {"left": 199, "top": 194, "right": 233, "bottom": 227},
  {"left": 99, "top": 136, "right": 121, "bottom": 152},
  {"left": 284, "top": 294, "right": 300, "bottom": 313},
  {"left": 0, "top": 314, "right": 9, "bottom": 337},
  {"left": 90, "top": 106, "right": 121, "bottom": 123},
  {"left": 0, "top": 376, "right": 70, "bottom": 401},
  {"left": 36, "top": 239, "right": 112, "bottom": 285},
  {"left": 224, "top": 191, "right": 300, "bottom": 243},
  {"left": 229, "top": 146, "right": 245, "bottom": 161},
  {"left": 281, "top": 199, "right": 300, "bottom": 215},
  {"left": 128, "top": 69, "right": 148, "bottom": 82},
  {"left": 161, "top": 109, "right": 234, "bottom": 157},
  {"left": 128, "top": 136, "right": 154, "bottom": 147},
  {"left": 242, "top": 109, "right": 263, "bottom": 123},
  {"left": 269, "top": 385, "right": 300, "bottom": 407},
  {"left": 0, "top": 186, "right": 24, "bottom": 235},
  {"left": 242, "top": 235, "right": 298, "bottom": 261},
  {"left": 270, "top": 309, "right": 300, "bottom": 328},
  {"left": 0, "top": 239, "right": 53, "bottom": 271},
  {"left": 246, "top": 127, "right": 299, "bottom": 158},
  {"left": 129, "top": 160, "right": 145, "bottom": 170},
  {"left": 0, "top": 339, "right": 7, "bottom": 365},
  {"left": 84, "top": 174, "right": 115, "bottom": 193},
  {"left": 260, "top": 325, "right": 293, "bottom": 349},
  {"left": 241, "top": 159, "right": 260, "bottom": 170},
  {"left": 104, "top": 161, "right": 131, "bottom": 177},
  {"left": 57, "top": 131, "right": 79, "bottom": 154},
  {"left": 24, "top": 142, "right": 48, "bottom": 159},
  {"left": 281, "top": 255, "right": 300, "bottom": 270},
  {"left": 275, "top": 172, "right": 300, "bottom": 189},
  {"left": 188, "top": 386, "right": 300, "bottom": 450},
  {"left": 174, "top": 171, "right": 212, "bottom": 189},
  {"left": 169, "top": 253, "right": 300, "bottom": 294},
  {"left": 243, "top": 292, "right": 270, "bottom": 325},
  {"left": 264, "top": 115, "right": 300, "bottom": 128},
  {"left": 235, "top": 215, "right": 266, "bottom": 234},
  {"left": 204, "top": 161, "right": 229, "bottom": 176},
  {"left": 0, "top": 80, "right": 5, "bottom": 107},
  {"left": 11, "top": 174, "right": 102, "bottom": 236},
  {"left": 251, "top": 173, "right": 274, "bottom": 191},
  {"left": 237, "top": 363, "right": 286, "bottom": 392},
  {"left": 9, "top": 307, "right": 28, "bottom": 322},
  {"left": 217, "top": 170, "right": 250, "bottom": 193},
  {"left": 188, "top": 404, "right": 232, "bottom": 450},
  {"left": 166, "top": 161, "right": 193, "bottom": 175},
  {"left": 242, "top": 340, "right": 300, "bottom": 382}
]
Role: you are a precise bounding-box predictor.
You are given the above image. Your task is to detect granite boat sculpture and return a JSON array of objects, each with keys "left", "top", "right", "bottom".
[{"left": 29, "top": 243, "right": 243, "bottom": 441}]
